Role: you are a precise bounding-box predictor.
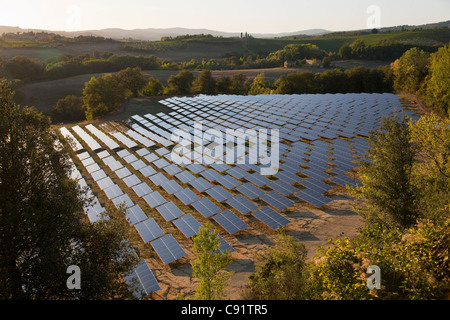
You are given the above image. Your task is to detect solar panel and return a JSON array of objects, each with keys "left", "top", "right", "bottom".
[
  {"left": 136, "top": 148, "right": 150, "bottom": 157},
  {"left": 173, "top": 214, "right": 202, "bottom": 238},
  {"left": 156, "top": 201, "right": 184, "bottom": 222},
  {"left": 123, "top": 154, "right": 138, "bottom": 164},
  {"left": 299, "top": 178, "right": 333, "bottom": 193},
  {"left": 143, "top": 191, "right": 167, "bottom": 208},
  {"left": 132, "top": 182, "right": 153, "bottom": 197},
  {"left": 131, "top": 159, "right": 147, "bottom": 171},
  {"left": 191, "top": 197, "right": 221, "bottom": 218},
  {"left": 103, "top": 156, "right": 123, "bottom": 171},
  {"left": 163, "top": 163, "right": 182, "bottom": 176},
  {"left": 260, "top": 191, "right": 295, "bottom": 211},
  {"left": 103, "top": 184, "right": 124, "bottom": 200},
  {"left": 189, "top": 177, "right": 213, "bottom": 193},
  {"left": 60, "top": 127, "right": 83, "bottom": 151},
  {"left": 123, "top": 174, "right": 142, "bottom": 188},
  {"left": 330, "top": 175, "right": 360, "bottom": 188},
  {"left": 117, "top": 149, "right": 131, "bottom": 158},
  {"left": 236, "top": 183, "right": 265, "bottom": 200},
  {"left": 160, "top": 179, "right": 183, "bottom": 195},
  {"left": 226, "top": 166, "right": 249, "bottom": 179},
  {"left": 153, "top": 158, "right": 170, "bottom": 169},
  {"left": 174, "top": 188, "right": 200, "bottom": 205},
  {"left": 267, "top": 180, "right": 299, "bottom": 196},
  {"left": 112, "top": 193, "right": 134, "bottom": 209},
  {"left": 84, "top": 197, "right": 104, "bottom": 223},
  {"left": 226, "top": 194, "right": 259, "bottom": 215},
  {"left": 139, "top": 165, "right": 157, "bottom": 178},
  {"left": 85, "top": 163, "right": 101, "bottom": 174},
  {"left": 81, "top": 157, "right": 95, "bottom": 167},
  {"left": 252, "top": 206, "right": 291, "bottom": 230},
  {"left": 186, "top": 163, "right": 206, "bottom": 174},
  {"left": 124, "top": 260, "right": 160, "bottom": 297},
  {"left": 77, "top": 151, "right": 90, "bottom": 161},
  {"left": 115, "top": 167, "right": 132, "bottom": 179},
  {"left": 111, "top": 131, "right": 138, "bottom": 148},
  {"left": 71, "top": 125, "right": 102, "bottom": 151},
  {"left": 149, "top": 172, "right": 169, "bottom": 186},
  {"left": 96, "top": 176, "right": 114, "bottom": 190},
  {"left": 175, "top": 170, "right": 196, "bottom": 184},
  {"left": 85, "top": 124, "right": 120, "bottom": 150},
  {"left": 91, "top": 169, "right": 106, "bottom": 181},
  {"left": 295, "top": 189, "right": 333, "bottom": 207},
  {"left": 206, "top": 185, "right": 233, "bottom": 202},
  {"left": 144, "top": 153, "right": 159, "bottom": 163},
  {"left": 135, "top": 217, "right": 164, "bottom": 242},
  {"left": 212, "top": 210, "right": 249, "bottom": 234},
  {"left": 216, "top": 174, "right": 241, "bottom": 190},
  {"left": 122, "top": 202, "right": 147, "bottom": 225},
  {"left": 217, "top": 234, "right": 235, "bottom": 253},
  {"left": 151, "top": 234, "right": 186, "bottom": 265},
  {"left": 245, "top": 172, "right": 271, "bottom": 187}
]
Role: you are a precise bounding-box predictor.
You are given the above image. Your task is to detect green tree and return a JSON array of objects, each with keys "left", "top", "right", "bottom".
[
  {"left": 392, "top": 47, "right": 430, "bottom": 94},
  {"left": 82, "top": 74, "right": 126, "bottom": 120},
  {"left": 242, "top": 231, "right": 308, "bottom": 300},
  {"left": 322, "top": 56, "right": 331, "bottom": 68},
  {"left": 51, "top": 95, "right": 85, "bottom": 122},
  {"left": 423, "top": 44, "right": 450, "bottom": 116},
  {"left": 306, "top": 220, "right": 450, "bottom": 300},
  {"left": 216, "top": 76, "right": 232, "bottom": 94},
  {"left": 338, "top": 44, "right": 352, "bottom": 59},
  {"left": 142, "top": 78, "right": 164, "bottom": 96},
  {"left": 191, "top": 223, "right": 234, "bottom": 300},
  {"left": 409, "top": 114, "right": 450, "bottom": 222},
  {"left": 193, "top": 70, "right": 216, "bottom": 94},
  {"left": 116, "top": 66, "right": 147, "bottom": 98},
  {"left": 248, "top": 73, "right": 272, "bottom": 95},
  {"left": 229, "top": 74, "right": 251, "bottom": 95},
  {"left": 0, "top": 56, "right": 44, "bottom": 82},
  {"left": 167, "top": 70, "right": 195, "bottom": 95},
  {"left": 275, "top": 71, "right": 317, "bottom": 94},
  {"left": 0, "top": 80, "right": 138, "bottom": 299},
  {"left": 350, "top": 113, "right": 418, "bottom": 229}
]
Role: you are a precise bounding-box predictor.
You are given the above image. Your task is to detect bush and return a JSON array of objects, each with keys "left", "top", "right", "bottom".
[
  {"left": 142, "top": 78, "right": 164, "bottom": 96},
  {"left": 306, "top": 220, "right": 450, "bottom": 300},
  {"left": 51, "top": 95, "right": 85, "bottom": 122}
]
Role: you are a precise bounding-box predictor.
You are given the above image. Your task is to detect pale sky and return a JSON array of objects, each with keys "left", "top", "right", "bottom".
[{"left": 0, "top": 0, "right": 449, "bottom": 33}]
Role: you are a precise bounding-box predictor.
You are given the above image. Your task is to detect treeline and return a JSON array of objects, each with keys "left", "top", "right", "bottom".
[
  {"left": 338, "top": 39, "right": 441, "bottom": 61},
  {"left": 53, "top": 65, "right": 393, "bottom": 122},
  {"left": 391, "top": 44, "right": 450, "bottom": 116}
]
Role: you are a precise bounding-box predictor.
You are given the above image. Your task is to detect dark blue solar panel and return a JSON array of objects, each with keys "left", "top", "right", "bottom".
[
  {"left": 135, "top": 217, "right": 164, "bottom": 242},
  {"left": 143, "top": 191, "right": 167, "bottom": 208},
  {"left": 156, "top": 201, "right": 184, "bottom": 222},
  {"left": 212, "top": 210, "right": 249, "bottom": 234},
  {"left": 267, "top": 179, "right": 298, "bottom": 196},
  {"left": 206, "top": 185, "right": 233, "bottom": 202},
  {"left": 124, "top": 260, "right": 160, "bottom": 297},
  {"left": 226, "top": 194, "right": 259, "bottom": 215},
  {"left": 151, "top": 234, "right": 186, "bottom": 265},
  {"left": 236, "top": 183, "right": 265, "bottom": 200},
  {"left": 173, "top": 214, "right": 202, "bottom": 238},
  {"left": 252, "top": 206, "right": 291, "bottom": 230},
  {"left": 245, "top": 172, "right": 271, "bottom": 187},
  {"left": 260, "top": 191, "right": 294, "bottom": 211},
  {"left": 295, "top": 188, "right": 333, "bottom": 207},
  {"left": 191, "top": 198, "right": 221, "bottom": 218},
  {"left": 174, "top": 188, "right": 200, "bottom": 205},
  {"left": 189, "top": 177, "right": 213, "bottom": 193},
  {"left": 126, "top": 204, "right": 148, "bottom": 226}
]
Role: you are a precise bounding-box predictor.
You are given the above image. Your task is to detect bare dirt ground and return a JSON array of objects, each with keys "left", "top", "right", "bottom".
[{"left": 146, "top": 186, "right": 365, "bottom": 300}]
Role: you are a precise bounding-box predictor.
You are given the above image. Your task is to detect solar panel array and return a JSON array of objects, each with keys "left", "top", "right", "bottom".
[{"left": 61, "top": 93, "right": 416, "bottom": 298}]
